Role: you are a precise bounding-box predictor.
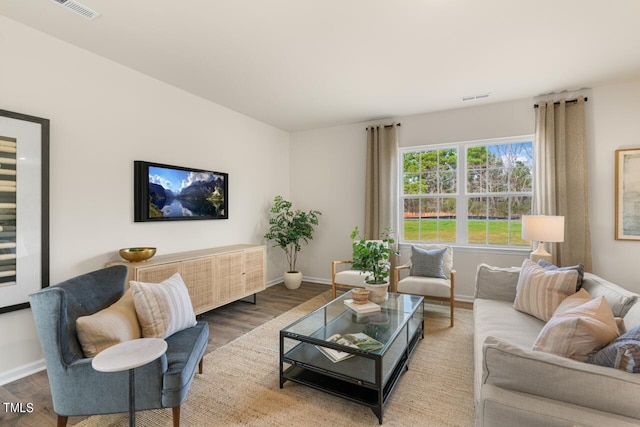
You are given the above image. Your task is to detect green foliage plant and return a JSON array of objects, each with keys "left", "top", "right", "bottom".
[
  {"left": 350, "top": 226, "right": 399, "bottom": 284},
  {"left": 264, "top": 196, "right": 321, "bottom": 273}
]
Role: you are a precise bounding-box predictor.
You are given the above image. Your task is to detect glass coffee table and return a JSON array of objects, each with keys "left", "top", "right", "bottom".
[{"left": 279, "top": 291, "right": 424, "bottom": 424}]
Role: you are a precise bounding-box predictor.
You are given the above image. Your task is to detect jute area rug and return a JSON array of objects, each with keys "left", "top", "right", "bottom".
[{"left": 77, "top": 292, "right": 474, "bottom": 427}]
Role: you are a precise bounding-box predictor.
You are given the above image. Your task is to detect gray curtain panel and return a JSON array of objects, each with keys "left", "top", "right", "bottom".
[
  {"left": 364, "top": 123, "right": 399, "bottom": 240},
  {"left": 534, "top": 97, "right": 592, "bottom": 270}
]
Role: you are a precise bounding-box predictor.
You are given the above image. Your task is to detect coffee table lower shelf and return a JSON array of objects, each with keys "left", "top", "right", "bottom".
[{"left": 280, "top": 330, "right": 421, "bottom": 424}]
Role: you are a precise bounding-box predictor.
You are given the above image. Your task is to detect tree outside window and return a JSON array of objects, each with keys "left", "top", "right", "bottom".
[{"left": 401, "top": 138, "right": 533, "bottom": 247}]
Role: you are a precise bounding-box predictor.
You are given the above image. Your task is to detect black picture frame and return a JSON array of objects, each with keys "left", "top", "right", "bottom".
[
  {"left": 134, "top": 160, "right": 228, "bottom": 222},
  {"left": 0, "top": 109, "right": 50, "bottom": 314}
]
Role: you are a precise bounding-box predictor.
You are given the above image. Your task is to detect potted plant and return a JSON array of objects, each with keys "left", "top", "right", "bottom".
[
  {"left": 350, "top": 226, "right": 399, "bottom": 302},
  {"left": 264, "top": 195, "right": 321, "bottom": 289}
]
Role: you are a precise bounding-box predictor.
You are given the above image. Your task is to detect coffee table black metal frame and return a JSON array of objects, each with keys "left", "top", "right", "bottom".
[{"left": 279, "top": 291, "right": 424, "bottom": 424}]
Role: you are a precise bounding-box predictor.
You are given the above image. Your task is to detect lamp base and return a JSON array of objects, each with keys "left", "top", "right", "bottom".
[{"left": 530, "top": 242, "right": 552, "bottom": 264}]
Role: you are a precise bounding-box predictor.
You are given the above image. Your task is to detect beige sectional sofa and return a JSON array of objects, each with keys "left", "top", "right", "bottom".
[{"left": 473, "top": 264, "right": 640, "bottom": 427}]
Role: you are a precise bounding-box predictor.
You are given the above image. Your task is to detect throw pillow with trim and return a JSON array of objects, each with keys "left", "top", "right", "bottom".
[
  {"left": 513, "top": 259, "right": 578, "bottom": 322},
  {"left": 533, "top": 293, "right": 619, "bottom": 361},
  {"left": 131, "top": 272, "right": 197, "bottom": 339},
  {"left": 537, "top": 259, "right": 585, "bottom": 291},
  {"left": 409, "top": 246, "right": 447, "bottom": 279},
  {"left": 588, "top": 324, "right": 640, "bottom": 372},
  {"left": 76, "top": 289, "right": 141, "bottom": 357}
]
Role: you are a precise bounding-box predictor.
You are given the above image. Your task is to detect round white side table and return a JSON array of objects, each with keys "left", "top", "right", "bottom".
[{"left": 92, "top": 338, "right": 167, "bottom": 427}]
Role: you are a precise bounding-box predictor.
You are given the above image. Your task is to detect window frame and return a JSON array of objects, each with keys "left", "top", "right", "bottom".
[{"left": 399, "top": 135, "right": 535, "bottom": 249}]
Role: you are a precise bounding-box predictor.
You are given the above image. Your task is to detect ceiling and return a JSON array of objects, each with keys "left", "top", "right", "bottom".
[{"left": 2, "top": 0, "right": 640, "bottom": 132}]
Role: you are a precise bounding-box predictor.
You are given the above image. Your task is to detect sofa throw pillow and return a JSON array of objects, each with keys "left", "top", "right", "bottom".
[
  {"left": 410, "top": 246, "right": 447, "bottom": 279},
  {"left": 588, "top": 324, "right": 640, "bottom": 373},
  {"left": 131, "top": 272, "right": 197, "bottom": 339},
  {"left": 537, "top": 259, "right": 584, "bottom": 291},
  {"left": 76, "top": 289, "right": 141, "bottom": 357},
  {"left": 513, "top": 259, "right": 578, "bottom": 322},
  {"left": 533, "top": 293, "right": 619, "bottom": 361},
  {"left": 474, "top": 263, "right": 521, "bottom": 302}
]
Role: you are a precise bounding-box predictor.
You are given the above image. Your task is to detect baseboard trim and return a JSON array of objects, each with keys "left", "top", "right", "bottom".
[
  {"left": 0, "top": 359, "right": 46, "bottom": 387},
  {"left": 266, "top": 276, "right": 331, "bottom": 287}
]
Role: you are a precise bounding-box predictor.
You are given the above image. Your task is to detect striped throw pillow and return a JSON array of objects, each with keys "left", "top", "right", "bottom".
[
  {"left": 533, "top": 293, "right": 619, "bottom": 361},
  {"left": 513, "top": 259, "right": 578, "bottom": 322},
  {"left": 131, "top": 273, "right": 197, "bottom": 339}
]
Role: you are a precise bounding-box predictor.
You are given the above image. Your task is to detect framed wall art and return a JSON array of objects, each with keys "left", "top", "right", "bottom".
[
  {"left": 615, "top": 148, "right": 640, "bottom": 240},
  {"left": 0, "top": 109, "right": 49, "bottom": 314}
]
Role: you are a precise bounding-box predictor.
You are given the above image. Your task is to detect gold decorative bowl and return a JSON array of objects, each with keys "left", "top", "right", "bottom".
[
  {"left": 119, "top": 247, "right": 156, "bottom": 262},
  {"left": 352, "top": 288, "right": 370, "bottom": 304}
]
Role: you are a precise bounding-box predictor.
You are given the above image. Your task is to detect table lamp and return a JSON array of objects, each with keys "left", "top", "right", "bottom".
[{"left": 521, "top": 215, "right": 565, "bottom": 263}]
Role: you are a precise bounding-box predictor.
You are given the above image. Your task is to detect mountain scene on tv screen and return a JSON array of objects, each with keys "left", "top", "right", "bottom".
[{"left": 148, "top": 166, "right": 225, "bottom": 218}]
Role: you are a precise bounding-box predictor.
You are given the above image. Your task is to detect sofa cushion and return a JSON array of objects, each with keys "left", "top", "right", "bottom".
[
  {"left": 131, "top": 273, "right": 197, "bottom": 339},
  {"left": 473, "top": 298, "right": 545, "bottom": 406},
  {"left": 513, "top": 259, "right": 578, "bottom": 322},
  {"left": 532, "top": 290, "right": 619, "bottom": 361},
  {"left": 589, "top": 325, "right": 640, "bottom": 373},
  {"left": 582, "top": 273, "right": 638, "bottom": 318},
  {"left": 76, "top": 289, "right": 141, "bottom": 357},
  {"left": 474, "top": 263, "right": 521, "bottom": 302},
  {"left": 482, "top": 336, "right": 640, "bottom": 420},
  {"left": 409, "top": 245, "right": 447, "bottom": 279},
  {"left": 537, "top": 259, "right": 584, "bottom": 291},
  {"left": 480, "top": 384, "right": 640, "bottom": 427}
]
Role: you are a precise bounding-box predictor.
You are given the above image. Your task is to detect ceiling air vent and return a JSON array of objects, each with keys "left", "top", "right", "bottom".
[
  {"left": 51, "top": 0, "right": 101, "bottom": 20},
  {"left": 462, "top": 93, "right": 491, "bottom": 102}
]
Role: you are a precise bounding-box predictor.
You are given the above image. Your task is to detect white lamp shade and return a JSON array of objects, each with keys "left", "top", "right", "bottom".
[{"left": 522, "top": 215, "right": 565, "bottom": 243}]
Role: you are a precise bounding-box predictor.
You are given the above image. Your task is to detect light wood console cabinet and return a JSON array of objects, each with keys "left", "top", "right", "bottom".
[{"left": 108, "top": 244, "right": 266, "bottom": 315}]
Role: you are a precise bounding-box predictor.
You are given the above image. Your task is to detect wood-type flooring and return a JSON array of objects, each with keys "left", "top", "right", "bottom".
[{"left": 0, "top": 281, "right": 328, "bottom": 427}]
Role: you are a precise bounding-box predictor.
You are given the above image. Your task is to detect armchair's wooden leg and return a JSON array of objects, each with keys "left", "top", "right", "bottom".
[
  {"left": 57, "top": 415, "right": 68, "bottom": 427},
  {"left": 450, "top": 271, "right": 455, "bottom": 327},
  {"left": 450, "top": 299, "right": 455, "bottom": 328},
  {"left": 172, "top": 406, "right": 181, "bottom": 427},
  {"left": 199, "top": 357, "right": 203, "bottom": 374}
]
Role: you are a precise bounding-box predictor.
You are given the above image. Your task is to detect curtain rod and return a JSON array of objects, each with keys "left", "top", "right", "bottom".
[
  {"left": 365, "top": 123, "right": 401, "bottom": 130},
  {"left": 533, "top": 97, "right": 588, "bottom": 109}
]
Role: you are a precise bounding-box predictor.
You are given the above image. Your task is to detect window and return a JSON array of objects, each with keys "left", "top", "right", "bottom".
[{"left": 401, "top": 136, "right": 533, "bottom": 247}]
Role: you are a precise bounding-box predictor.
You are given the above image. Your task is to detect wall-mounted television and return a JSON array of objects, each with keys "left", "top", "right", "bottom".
[{"left": 134, "top": 161, "right": 228, "bottom": 222}]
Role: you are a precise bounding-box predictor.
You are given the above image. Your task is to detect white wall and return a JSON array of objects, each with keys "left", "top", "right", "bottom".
[
  {"left": 291, "top": 98, "right": 535, "bottom": 299},
  {"left": 589, "top": 82, "right": 640, "bottom": 291},
  {"left": 0, "top": 16, "right": 290, "bottom": 384},
  {"left": 290, "top": 89, "right": 640, "bottom": 297}
]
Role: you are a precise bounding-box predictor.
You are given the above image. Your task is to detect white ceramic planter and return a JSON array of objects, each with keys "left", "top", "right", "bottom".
[
  {"left": 283, "top": 271, "right": 303, "bottom": 289},
  {"left": 364, "top": 282, "right": 389, "bottom": 303}
]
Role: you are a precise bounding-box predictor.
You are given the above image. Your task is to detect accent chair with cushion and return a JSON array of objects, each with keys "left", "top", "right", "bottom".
[
  {"left": 29, "top": 265, "right": 209, "bottom": 427},
  {"left": 394, "top": 244, "right": 455, "bottom": 327},
  {"left": 331, "top": 239, "right": 385, "bottom": 299}
]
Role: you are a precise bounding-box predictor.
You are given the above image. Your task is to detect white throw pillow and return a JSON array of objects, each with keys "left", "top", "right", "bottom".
[
  {"left": 533, "top": 291, "right": 619, "bottom": 361},
  {"left": 130, "top": 272, "right": 197, "bottom": 339},
  {"left": 513, "top": 259, "right": 578, "bottom": 322}
]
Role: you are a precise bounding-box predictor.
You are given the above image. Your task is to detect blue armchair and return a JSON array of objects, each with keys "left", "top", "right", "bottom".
[{"left": 29, "top": 265, "right": 209, "bottom": 427}]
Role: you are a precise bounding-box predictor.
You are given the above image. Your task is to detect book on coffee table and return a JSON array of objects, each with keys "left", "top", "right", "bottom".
[
  {"left": 344, "top": 299, "right": 381, "bottom": 314},
  {"left": 316, "top": 333, "right": 384, "bottom": 362}
]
